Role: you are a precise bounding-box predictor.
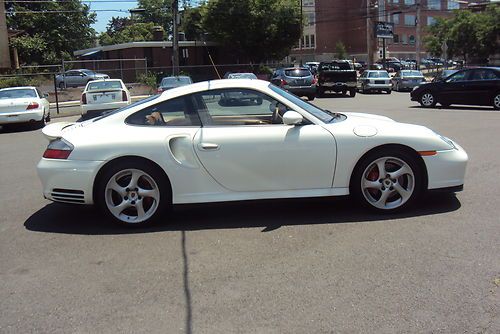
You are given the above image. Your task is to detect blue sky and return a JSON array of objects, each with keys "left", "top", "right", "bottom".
[{"left": 84, "top": 0, "right": 138, "bottom": 33}]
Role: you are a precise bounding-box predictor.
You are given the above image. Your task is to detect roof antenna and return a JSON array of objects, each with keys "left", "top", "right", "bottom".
[{"left": 202, "top": 35, "right": 221, "bottom": 79}]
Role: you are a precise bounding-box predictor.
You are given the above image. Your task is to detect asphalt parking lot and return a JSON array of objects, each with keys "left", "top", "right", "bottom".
[{"left": 1, "top": 91, "right": 499, "bottom": 333}]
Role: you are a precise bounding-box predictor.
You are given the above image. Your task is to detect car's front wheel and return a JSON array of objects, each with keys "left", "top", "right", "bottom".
[
  {"left": 350, "top": 149, "right": 423, "bottom": 212},
  {"left": 96, "top": 160, "right": 171, "bottom": 226},
  {"left": 419, "top": 91, "right": 436, "bottom": 107}
]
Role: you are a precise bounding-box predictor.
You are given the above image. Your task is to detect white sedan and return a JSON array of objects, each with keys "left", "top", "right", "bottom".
[
  {"left": 81, "top": 79, "right": 131, "bottom": 119},
  {"left": 37, "top": 79, "right": 468, "bottom": 226},
  {"left": 0, "top": 86, "right": 50, "bottom": 127}
]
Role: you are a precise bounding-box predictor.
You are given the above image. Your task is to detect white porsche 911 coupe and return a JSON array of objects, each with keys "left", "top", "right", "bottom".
[{"left": 37, "top": 79, "right": 468, "bottom": 226}]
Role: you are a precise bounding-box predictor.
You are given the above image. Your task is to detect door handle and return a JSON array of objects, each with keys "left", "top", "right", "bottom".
[{"left": 198, "top": 143, "right": 219, "bottom": 151}]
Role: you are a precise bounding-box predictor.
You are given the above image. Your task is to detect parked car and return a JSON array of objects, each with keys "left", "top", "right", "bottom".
[
  {"left": 432, "top": 69, "right": 458, "bottom": 82},
  {"left": 80, "top": 79, "right": 131, "bottom": 119},
  {"left": 391, "top": 70, "right": 426, "bottom": 91},
  {"left": 38, "top": 79, "right": 468, "bottom": 226},
  {"left": 304, "top": 61, "right": 320, "bottom": 74},
  {"left": 316, "top": 60, "right": 357, "bottom": 97},
  {"left": 55, "top": 69, "right": 109, "bottom": 89},
  {"left": 411, "top": 67, "right": 500, "bottom": 109},
  {"left": 270, "top": 67, "right": 317, "bottom": 100},
  {"left": 357, "top": 70, "right": 392, "bottom": 94},
  {"left": 0, "top": 86, "right": 50, "bottom": 127},
  {"left": 158, "top": 76, "right": 193, "bottom": 93}
]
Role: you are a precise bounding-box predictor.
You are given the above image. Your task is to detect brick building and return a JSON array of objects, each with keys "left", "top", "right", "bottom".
[{"left": 290, "top": 0, "right": 465, "bottom": 63}]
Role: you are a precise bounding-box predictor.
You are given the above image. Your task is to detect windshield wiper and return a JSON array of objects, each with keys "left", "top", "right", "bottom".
[{"left": 324, "top": 109, "right": 342, "bottom": 122}]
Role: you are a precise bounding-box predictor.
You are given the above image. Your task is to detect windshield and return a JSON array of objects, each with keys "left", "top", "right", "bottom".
[
  {"left": 270, "top": 84, "right": 335, "bottom": 123},
  {"left": 92, "top": 94, "right": 160, "bottom": 122},
  {"left": 161, "top": 77, "right": 192, "bottom": 86},
  {"left": 368, "top": 71, "right": 390, "bottom": 78},
  {"left": 88, "top": 81, "right": 123, "bottom": 90},
  {"left": 0, "top": 89, "right": 37, "bottom": 99},
  {"left": 228, "top": 73, "right": 257, "bottom": 79}
]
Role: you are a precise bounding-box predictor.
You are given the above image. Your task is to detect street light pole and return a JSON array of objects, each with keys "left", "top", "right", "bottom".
[
  {"left": 366, "top": 0, "right": 372, "bottom": 67},
  {"left": 172, "top": 0, "right": 179, "bottom": 75}
]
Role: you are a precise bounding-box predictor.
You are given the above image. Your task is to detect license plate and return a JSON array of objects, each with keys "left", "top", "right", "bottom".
[
  {"left": 375, "top": 80, "right": 385, "bottom": 84},
  {"left": 93, "top": 93, "right": 116, "bottom": 102}
]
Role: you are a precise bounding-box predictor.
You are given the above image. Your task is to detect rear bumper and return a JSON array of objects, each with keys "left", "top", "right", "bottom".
[
  {"left": 397, "top": 81, "right": 422, "bottom": 90},
  {"left": 0, "top": 110, "right": 44, "bottom": 125},
  {"left": 37, "top": 158, "right": 105, "bottom": 204},
  {"left": 365, "top": 83, "right": 392, "bottom": 90},
  {"left": 81, "top": 101, "right": 130, "bottom": 115},
  {"left": 320, "top": 82, "right": 357, "bottom": 91},
  {"left": 286, "top": 86, "right": 317, "bottom": 96}
]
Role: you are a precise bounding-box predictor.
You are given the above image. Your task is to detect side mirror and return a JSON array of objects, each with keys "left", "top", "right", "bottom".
[{"left": 283, "top": 111, "right": 304, "bottom": 126}]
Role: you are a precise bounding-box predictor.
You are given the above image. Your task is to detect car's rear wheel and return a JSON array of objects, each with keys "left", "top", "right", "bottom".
[
  {"left": 350, "top": 149, "right": 423, "bottom": 212},
  {"left": 386, "top": 89, "right": 392, "bottom": 94},
  {"left": 419, "top": 91, "right": 436, "bottom": 107},
  {"left": 96, "top": 160, "right": 171, "bottom": 226},
  {"left": 493, "top": 92, "right": 500, "bottom": 110},
  {"left": 349, "top": 88, "right": 356, "bottom": 97},
  {"left": 58, "top": 82, "right": 65, "bottom": 90},
  {"left": 307, "top": 95, "right": 315, "bottom": 101}
]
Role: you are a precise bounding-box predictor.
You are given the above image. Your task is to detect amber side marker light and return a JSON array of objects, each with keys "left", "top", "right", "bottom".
[{"left": 418, "top": 150, "right": 437, "bottom": 156}]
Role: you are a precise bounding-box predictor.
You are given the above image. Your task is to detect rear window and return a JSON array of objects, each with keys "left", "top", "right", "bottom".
[
  {"left": 368, "top": 71, "right": 390, "bottom": 78},
  {"left": 284, "top": 69, "right": 311, "bottom": 77},
  {"left": 161, "top": 77, "right": 192, "bottom": 86},
  {"left": 87, "top": 81, "right": 123, "bottom": 91},
  {"left": 0, "top": 89, "right": 37, "bottom": 99},
  {"left": 319, "top": 62, "right": 351, "bottom": 70},
  {"left": 227, "top": 73, "right": 257, "bottom": 79}
]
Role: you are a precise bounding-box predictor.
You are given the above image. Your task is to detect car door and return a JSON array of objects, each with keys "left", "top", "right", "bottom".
[
  {"left": 439, "top": 70, "right": 471, "bottom": 105},
  {"left": 190, "top": 88, "right": 336, "bottom": 192},
  {"left": 464, "top": 69, "right": 498, "bottom": 105}
]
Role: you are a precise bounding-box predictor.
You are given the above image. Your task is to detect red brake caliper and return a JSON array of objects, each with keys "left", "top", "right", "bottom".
[{"left": 367, "top": 165, "right": 379, "bottom": 197}]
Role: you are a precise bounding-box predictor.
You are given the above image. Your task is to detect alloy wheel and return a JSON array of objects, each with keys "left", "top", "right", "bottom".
[
  {"left": 421, "top": 93, "right": 435, "bottom": 107},
  {"left": 104, "top": 168, "right": 160, "bottom": 223},
  {"left": 494, "top": 94, "right": 500, "bottom": 110},
  {"left": 361, "top": 157, "right": 415, "bottom": 210}
]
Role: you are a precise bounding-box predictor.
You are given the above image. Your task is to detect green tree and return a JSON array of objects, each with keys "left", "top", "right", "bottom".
[
  {"left": 137, "top": 0, "right": 173, "bottom": 33},
  {"left": 99, "top": 23, "right": 156, "bottom": 46},
  {"left": 335, "top": 41, "right": 347, "bottom": 59},
  {"left": 105, "top": 17, "right": 134, "bottom": 37},
  {"left": 424, "top": 5, "right": 499, "bottom": 63},
  {"left": 180, "top": 5, "right": 206, "bottom": 40},
  {"left": 6, "top": 0, "right": 96, "bottom": 65},
  {"left": 203, "top": 0, "right": 301, "bottom": 62}
]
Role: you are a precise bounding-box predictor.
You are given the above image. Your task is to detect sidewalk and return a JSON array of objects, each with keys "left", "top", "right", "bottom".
[{"left": 49, "top": 95, "right": 151, "bottom": 118}]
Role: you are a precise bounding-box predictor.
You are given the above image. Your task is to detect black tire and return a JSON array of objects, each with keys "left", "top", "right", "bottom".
[
  {"left": 350, "top": 148, "right": 423, "bottom": 212},
  {"left": 317, "top": 87, "right": 325, "bottom": 98},
  {"left": 307, "top": 95, "right": 315, "bottom": 101},
  {"left": 419, "top": 91, "right": 436, "bottom": 107},
  {"left": 361, "top": 84, "right": 368, "bottom": 94},
  {"left": 493, "top": 92, "right": 500, "bottom": 110},
  {"left": 386, "top": 89, "right": 392, "bottom": 94},
  {"left": 394, "top": 82, "right": 399, "bottom": 92},
  {"left": 96, "top": 159, "right": 171, "bottom": 226},
  {"left": 349, "top": 89, "right": 356, "bottom": 97},
  {"left": 341, "top": 90, "right": 347, "bottom": 96},
  {"left": 58, "top": 82, "right": 65, "bottom": 90}
]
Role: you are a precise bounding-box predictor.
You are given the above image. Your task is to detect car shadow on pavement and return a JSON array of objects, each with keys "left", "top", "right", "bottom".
[
  {"left": 409, "top": 105, "right": 495, "bottom": 111},
  {"left": 0, "top": 123, "right": 43, "bottom": 134},
  {"left": 24, "top": 193, "right": 462, "bottom": 235}
]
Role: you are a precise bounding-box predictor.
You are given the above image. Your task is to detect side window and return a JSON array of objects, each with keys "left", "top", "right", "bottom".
[
  {"left": 126, "top": 96, "right": 200, "bottom": 127},
  {"left": 446, "top": 71, "right": 467, "bottom": 82},
  {"left": 470, "top": 69, "right": 498, "bottom": 80},
  {"left": 192, "top": 88, "right": 294, "bottom": 126}
]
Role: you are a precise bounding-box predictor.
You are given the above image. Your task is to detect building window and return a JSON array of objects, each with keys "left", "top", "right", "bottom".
[
  {"left": 310, "top": 34, "right": 315, "bottom": 48},
  {"left": 393, "top": 0, "right": 400, "bottom": 3},
  {"left": 392, "top": 13, "right": 400, "bottom": 25},
  {"left": 404, "top": 14, "right": 416, "bottom": 26},
  {"left": 401, "top": 34, "right": 408, "bottom": 45},
  {"left": 305, "top": 35, "right": 310, "bottom": 48},
  {"left": 409, "top": 35, "right": 415, "bottom": 45},
  {"left": 427, "top": 0, "right": 441, "bottom": 10},
  {"left": 301, "top": 36, "right": 305, "bottom": 48},
  {"left": 448, "top": 0, "right": 459, "bottom": 9},
  {"left": 307, "top": 12, "right": 315, "bottom": 26},
  {"left": 427, "top": 16, "right": 436, "bottom": 26},
  {"left": 404, "top": 0, "right": 415, "bottom": 4},
  {"left": 393, "top": 34, "right": 399, "bottom": 43}
]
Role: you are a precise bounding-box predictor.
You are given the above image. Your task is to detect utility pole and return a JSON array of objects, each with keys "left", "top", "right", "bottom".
[
  {"left": 172, "top": 0, "right": 179, "bottom": 75},
  {"left": 366, "top": 0, "right": 373, "bottom": 67},
  {"left": 0, "top": 0, "right": 11, "bottom": 69},
  {"left": 415, "top": 0, "right": 421, "bottom": 69}
]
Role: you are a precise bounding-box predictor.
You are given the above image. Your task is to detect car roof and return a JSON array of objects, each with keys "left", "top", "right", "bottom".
[
  {"left": 88, "top": 78, "right": 123, "bottom": 82},
  {"left": 0, "top": 86, "right": 37, "bottom": 91},
  {"left": 162, "top": 75, "right": 191, "bottom": 79}
]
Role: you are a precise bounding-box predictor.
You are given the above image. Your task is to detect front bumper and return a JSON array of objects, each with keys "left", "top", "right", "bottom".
[
  {"left": 37, "top": 158, "right": 105, "bottom": 204},
  {"left": 423, "top": 142, "right": 468, "bottom": 190},
  {"left": 0, "top": 109, "right": 44, "bottom": 125}
]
